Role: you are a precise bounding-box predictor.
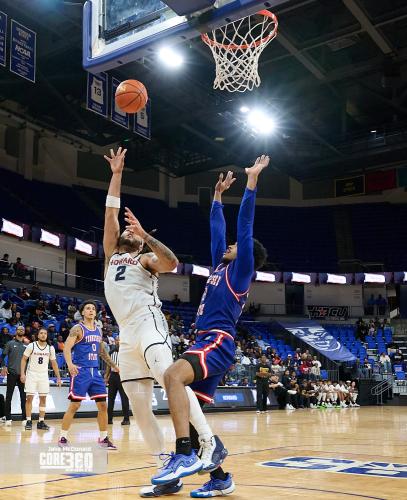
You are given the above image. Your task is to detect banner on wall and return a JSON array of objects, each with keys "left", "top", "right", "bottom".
[
  {"left": 134, "top": 99, "right": 151, "bottom": 139},
  {"left": 0, "top": 11, "right": 6, "bottom": 67},
  {"left": 335, "top": 175, "right": 365, "bottom": 197},
  {"left": 365, "top": 169, "right": 396, "bottom": 193},
  {"left": 111, "top": 77, "right": 129, "bottom": 129},
  {"left": 279, "top": 320, "right": 356, "bottom": 361},
  {"left": 10, "top": 20, "right": 36, "bottom": 82},
  {"left": 307, "top": 305, "right": 349, "bottom": 321},
  {"left": 86, "top": 71, "right": 108, "bottom": 117}
]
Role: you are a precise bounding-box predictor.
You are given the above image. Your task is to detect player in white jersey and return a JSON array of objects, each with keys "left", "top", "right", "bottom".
[
  {"left": 20, "top": 327, "right": 62, "bottom": 430},
  {"left": 103, "top": 148, "right": 220, "bottom": 497}
]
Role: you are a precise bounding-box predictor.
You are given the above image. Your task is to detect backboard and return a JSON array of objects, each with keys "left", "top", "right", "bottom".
[{"left": 83, "top": 0, "right": 288, "bottom": 73}]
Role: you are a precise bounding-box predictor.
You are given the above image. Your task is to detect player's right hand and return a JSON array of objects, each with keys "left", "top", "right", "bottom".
[
  {"left": 1, "top": 367, "right": 8, "bottom": 377},
  {"left": 20, "top": 374, "right": 26, "bottom": 384},
  {"left": 215, "top": 171, "right": 236, "bottom": 193},
  {"left": 104, "top": 146, "right": 127, "bottom": 174},
  {"left": 68, "top": 364, "right": 79, "bottom": 377}
]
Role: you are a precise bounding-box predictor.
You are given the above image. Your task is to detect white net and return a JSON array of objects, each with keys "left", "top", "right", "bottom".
[{"left": 201, "top": 10, "right": 278, "bottom": 93}]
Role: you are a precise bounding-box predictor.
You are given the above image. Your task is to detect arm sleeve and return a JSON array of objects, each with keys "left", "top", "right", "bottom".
[
  {"left": 229, "top": 187, "right": 256, "bottom": 293},
  {"left": 210, "top": 200, "right": 227, "bottom": 268}
]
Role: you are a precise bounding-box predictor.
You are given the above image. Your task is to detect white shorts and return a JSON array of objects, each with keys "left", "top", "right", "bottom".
[
  {"left": 119, "top": 306, "right": 173, "bottom": 386},
  {"left": 25, "top": 372, "right": 50, "bottom": 395}
]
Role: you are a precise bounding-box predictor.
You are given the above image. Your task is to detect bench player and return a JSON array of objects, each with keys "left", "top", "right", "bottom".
[
  {"left": 58, "top": 300, "right": 119, "bottom": 449},
  {"left": 20, "top": 327, "right": 62, "bottom": 430},
  {"left": 103, "top": 147, "right": 223, "bottom": 497},
  {"left": 153, "top": 156, "right": 269, "bottom": 497}
]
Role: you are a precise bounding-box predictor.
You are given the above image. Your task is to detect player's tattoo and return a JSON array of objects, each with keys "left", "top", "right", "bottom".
[
  {"left": 100, "top": 343, "right": 115, "bottom": 368},
  {"left": 144, "top": 235, "right": 177, "bottom": 263},
  {"left": 68, "top": 325, "right": 82, "bottom": 338}
]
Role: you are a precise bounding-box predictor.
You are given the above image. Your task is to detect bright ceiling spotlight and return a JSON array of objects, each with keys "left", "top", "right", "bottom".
[
  {"left": 247, "top": 109, "right": 277, "bottom": 135},
  {"left": 240, "top": 106, "right": 250, "bottom": 113},
  {"left": 158, "top": 47, "right": 184, "bottom": 68}
]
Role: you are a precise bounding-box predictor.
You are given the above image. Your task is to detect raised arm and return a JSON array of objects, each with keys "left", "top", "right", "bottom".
[
  {"left": 124, "top": 207, "right": 179, "bottom": 274},
  {"left": 210, "top": 171, "right": 236, "bottom": 268},
  {"left": 229, "top": 155, "right": 269, "bottom": 293},
  {"left": 103, "top": 147, "right": 127, "bottom": 260}
]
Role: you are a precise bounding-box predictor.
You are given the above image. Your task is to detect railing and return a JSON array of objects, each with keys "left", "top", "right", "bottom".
[{"left": 371, "top": 375, "right": 393, "bottom": 405}]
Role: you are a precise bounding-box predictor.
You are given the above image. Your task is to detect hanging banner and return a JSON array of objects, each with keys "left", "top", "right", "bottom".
[
  {"left": 10, "top": 20, "right": 36, "bottom": 83},
  {"left": 134, "top": 99, "right": 151, "bottom": 140},
  {"left": 335, "top": 175, "right": 364, "bottom": 197},
  {"left": 279, "top": 320, "right": 356, "bottom": 361},
  {"left": 111, "top": 77, "right": 129, "bottom": 129},
  {"left": 0, "top": 12, "right": 6, "bottom": 67},
  {"left": 365, "top": 169, "right": 396, "bottom": 193},
  {"left": 86, "top": 72, "right": 108, "bottom": 118}
]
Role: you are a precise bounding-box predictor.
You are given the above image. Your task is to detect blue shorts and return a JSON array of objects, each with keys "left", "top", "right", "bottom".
[
  {"left": 68, "top": 367, "right": 107, "bottom": 401},
  {"left": 182, "top": 329, "right": 235, "bottom": 404}
]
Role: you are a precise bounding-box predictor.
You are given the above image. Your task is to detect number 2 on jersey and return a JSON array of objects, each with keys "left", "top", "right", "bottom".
[{"left": 115, "top": 265, "right": 126, "bottom": 281}]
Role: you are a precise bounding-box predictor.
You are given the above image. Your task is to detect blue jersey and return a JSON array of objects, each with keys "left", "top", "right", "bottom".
[
  {"left": 195, "top": 188, "right": 256, "bottom": 337},
  {"left": 72, "top": 323, "right": 102, "bottom": 368}
]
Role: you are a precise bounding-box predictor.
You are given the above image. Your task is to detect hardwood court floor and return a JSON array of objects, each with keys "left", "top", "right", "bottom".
[{"left": 0, "top": 407, "right": 406, "bottom": 499}]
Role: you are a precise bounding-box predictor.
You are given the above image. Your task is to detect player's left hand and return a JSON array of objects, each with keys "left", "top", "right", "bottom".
[
  {"left": 124, "top": 207, "right": 147, "bottom": 240},
  {"left": 245, "top": 155, "right": 270, "bottom": 177},
  {"left": 104, "top": 147, "right": 127, "bottom": 174},
  {"left": 56, "top": 378, "right": 62, "bottom": 387}
]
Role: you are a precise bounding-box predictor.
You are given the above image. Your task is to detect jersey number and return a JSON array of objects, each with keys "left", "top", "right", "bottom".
[
  {"left": 38, "top": 357, "right": 43, "bottom": 364},
  {"left": 115, "top": 266, "right": 126, "bottom": 281}
]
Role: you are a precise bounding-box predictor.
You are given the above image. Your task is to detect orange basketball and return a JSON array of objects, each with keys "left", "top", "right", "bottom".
[{"left": 115, "top": 79, "right": 148, "bottom": 114}]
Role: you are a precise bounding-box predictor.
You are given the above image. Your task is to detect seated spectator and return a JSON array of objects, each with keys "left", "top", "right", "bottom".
[
  {"left": 74, "top": 308, "right": 82, "bottom": 322},
  {"left": 47, "top": 324, "right": 58, "bottom": 342},
  {"left": 0, "top": 301, "right": 13, "bottom": 320},
  {"left": 0, "top": 254, "right": 13, "bottom": 278},
  {"left": 18, "top": 287, "right": 30, "bottom": 300},
  {"left": 50, "top": 297, "right": 62, "bottom": 315},
  {"left": 60, "top": 325, "right": 69, "bottom": 341},
  {"left": 13, "top": 257, "right": 34, "bottom": 280},
  {"left": 55, "top": 335, "right": 65, "bottom": 353},
  {"left": 171, "top": 331, "right": 180, "bottom": 346},
  {"left": 379, "top": 352, "right": 392, "bottom": 373},
  {"left": 392, "top": 349, "right": 404, "bottom": 367},
  {"left": 67, "top": 302, "right": 77, "bottom": 319},
  {"left": 240, "top": 377, "right": 250, "bottom": 387},
  {"left": 30, "top": 282, "right": 42, "bottom": 300},
  {"left": 0, "top": 326, "right": 13, "bottom": 347},
  {"left": 172, "top": 294, "right": 181, "bottom": 307},
  {"left": 310, "top": 356, "right": 321, "bottom": 379},
  {"left": 269, "top": 374, "right": 288, "bottom": 410}
]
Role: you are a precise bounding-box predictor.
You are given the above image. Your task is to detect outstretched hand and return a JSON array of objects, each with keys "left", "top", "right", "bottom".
[
  {"left": 104, "top": 146, "right": 127, "bottom": 174},
  {"left": 215, "top": 171, "right": 236, "bottom": 194},
  {"left": 124, "top": 207, "right": 148, "bottom": 240},
  {"left": 245, "top": 155, "right": 270, "bottom": 178}
]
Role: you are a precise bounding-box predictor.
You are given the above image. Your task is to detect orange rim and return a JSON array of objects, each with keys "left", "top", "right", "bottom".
[{"left": 201, "top": 10, "right": 278, "bottom": 51}]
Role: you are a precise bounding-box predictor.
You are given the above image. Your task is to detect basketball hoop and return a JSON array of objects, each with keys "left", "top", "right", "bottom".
[{"left": 201, "top": 10, "right": 278, "bottom": 93}]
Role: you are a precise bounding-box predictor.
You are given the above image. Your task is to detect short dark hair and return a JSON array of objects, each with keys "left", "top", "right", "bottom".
[
  {"left": 79, "top": 300, "right": 97, "bottom": 315},
  {"left": 253, "top": 238, "right": 267, "bottom": 270}
]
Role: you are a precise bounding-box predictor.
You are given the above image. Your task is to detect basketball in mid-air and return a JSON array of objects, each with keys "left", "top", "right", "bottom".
[{"left": 115, "top": 79, "right": 148, "bottom": 114}]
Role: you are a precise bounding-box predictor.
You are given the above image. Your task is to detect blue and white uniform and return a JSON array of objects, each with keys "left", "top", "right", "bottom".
[
  {"left": 183, "top": 187, "right": 257, "bottom": 403},
  {"left": 69, "top": 322, "right": 107, "bottom": 400}
]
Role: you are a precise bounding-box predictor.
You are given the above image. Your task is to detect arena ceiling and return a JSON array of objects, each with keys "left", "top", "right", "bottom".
[{"left": 1, "top": 0, "right": 407, "bottom": 180}]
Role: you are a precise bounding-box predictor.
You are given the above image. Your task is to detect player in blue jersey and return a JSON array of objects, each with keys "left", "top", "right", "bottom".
[
  {"left": 152, "top": 155, "right": 269, "bottom": 495},
  {"left": 58, "top": 300, "right": 119, "bottom": 449}
]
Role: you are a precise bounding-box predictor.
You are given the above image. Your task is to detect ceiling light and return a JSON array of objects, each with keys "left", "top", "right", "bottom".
[
  {"left": 240, "top": 106, "right": 250, "bottom": 113},
  {"left": 158, "top": 47, "right": 183, "bottom": 68},
  {"left": 247, "top": 109, "right": 277, "bottom": 135}
]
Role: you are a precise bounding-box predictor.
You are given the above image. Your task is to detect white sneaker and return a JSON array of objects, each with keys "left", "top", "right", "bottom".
[
  {"left": 21, "top": 420, "right": 27, "bottom": 426},
  {"left": 327, "top": 403, "right": 332, "bottom": 408},
  {"left": 289, "top": 404, "right": 296, "bottom": 410},
  {"left": 5, "top": 420, "right": 12, "bottom": 426},
  {"left": 285, "top": 404, "right": 291, "bottom": 410},
  {"left": 256, "top": 410, "right": 261, "bottom": 414},
  {"left": 353, "top": 403, "right": 360, "bottom": 407},
  {"left": 0, "top": 416, "right": 6, "bottom": 424}
]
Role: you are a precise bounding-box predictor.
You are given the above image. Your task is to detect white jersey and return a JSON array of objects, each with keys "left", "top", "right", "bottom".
[
  {"left": 104, "top": 252, "right": 161, "bottom": 325},
  {"left": 24, "top": 342, "right": 56, "bottom": 375}
]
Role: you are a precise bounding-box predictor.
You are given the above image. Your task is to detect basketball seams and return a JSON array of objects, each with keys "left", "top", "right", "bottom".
[{"left": 115, "top": 79, "right": 148, "bottom": 113}]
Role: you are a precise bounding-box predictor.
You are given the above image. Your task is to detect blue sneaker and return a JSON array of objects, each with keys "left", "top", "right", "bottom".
[
  {"left": 151, "top": 451, "right": 202, "bottom": 485},
  {"left": 190, "top": 473, "right": 235, "bottom": 498},
  {"left": 199, "top": 436, "right": 228, "bottom": 473},
  {"left": 139, "top": 479, "right": 183, "bottom": 497}
]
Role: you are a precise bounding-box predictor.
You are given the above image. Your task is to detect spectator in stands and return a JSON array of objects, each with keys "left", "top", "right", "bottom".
[
  {"left": 366, "top": 294, "right": 376, "bottom": 315},
  {"left": 392, "top": 349, "right": 404, "bottom": 368},
  {"left": 310, "top": 356, "right": 321, "bottom": 379},
  {"left": 73, "top": 308, "right": 82, "bottom": 322},
  {"left": 0, "top": 254, "right": 13, "bottom": 278},
  {"left": 0, "top": 301, "right": 13, "bottom": 321},
  {"left": 0, "top": 326, "right": 13, "bottom": 348},
  {"left": 286, "top": 354, "right": 296, "bottom": 369},
  {"left": 281, "top": 369, "right": 292, "bottom": 389},
  {"left": 379, "top": 352, "right": 392, "bottom": 373},
  {"left": 67, "top": 302, "right": 77, "bottom": 319},
  {"left": 171, "top": 331, "right": 180, "bottom": 347},
  {"left": 356, "top": 318, "right": 367, "bottom": 342},
  {"left": 47, "top": 324, "right": 57, "bottom": 343},
  {"left": 29, "top": 282, "right": 41, "bottom": 300},
  {"left": 376, "top": 294, "right": 387, "bottom": 316},
  {"left": 54, "top": 335, "right": 65, "bottom": 354},
  {"left": 13, "top": 257, "right": 34, "bottom": 280},
  {"left": 50, "top": 297, "right": 62, "bottom": 315},
  {"left": 18, "top": 287, "right": 30, "bottom": 300},
  {"left": 240, "top": 377, "right": 250, "bottom": 387},
  {"left": 172, "top": 294, "right": 181, "bottom": 307}
]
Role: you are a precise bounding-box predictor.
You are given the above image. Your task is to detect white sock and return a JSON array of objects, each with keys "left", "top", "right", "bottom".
[
  {"left": 186, "top": 386, "right": 213, "bottom": 443},
  {"left": 100, "top": 431, "right": 108, "bottom": 440},
  {"left": 27, "top": 415, "right": 31, "bottom": 421},
  {"left": 39, "top": 417, "right": 44, "bottom": 422},
  {"left": 60, "top": 430, "right": 68, "bottom": 439}
]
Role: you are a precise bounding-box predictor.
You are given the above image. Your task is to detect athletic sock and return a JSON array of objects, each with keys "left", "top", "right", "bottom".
[
  {"left": 39, "top": 417, "right": 44, "bottom": 422},
  {"left": 100, "top": 431, "right": 108, "bottom": 440},
  {"left": 59, "top": 430, "right": 68, "bottom": 439},
  {"left": 176, "top": 437, "right": 192, "bottom": 456},
  {"left": 210, "top": 467, "right": 228, "bottom": 481},
  {"left": 27, "top": 415, "right": 31, "bottom": 421}
]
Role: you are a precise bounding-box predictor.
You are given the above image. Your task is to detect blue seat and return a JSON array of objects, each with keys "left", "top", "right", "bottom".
[
  {"left": 320, "top": 369, "right": 328, "bottom": 379},
  {"left": 396, "top": 372, "right": 406, "bottom": 380}
]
